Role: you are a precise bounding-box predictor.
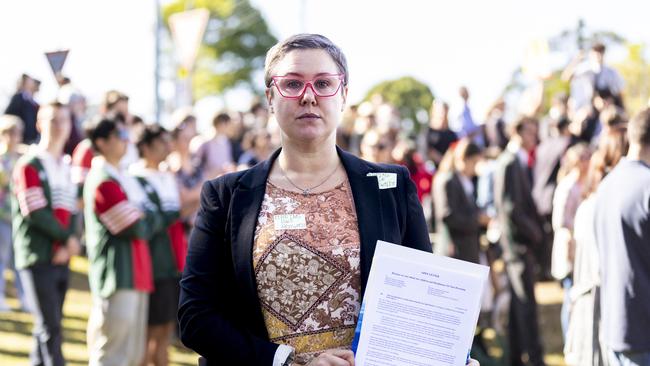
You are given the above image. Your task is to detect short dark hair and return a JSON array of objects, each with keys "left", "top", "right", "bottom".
[
  {"left": 628, "top": 107, "right": 650, "bottom": 146},
  {"left": 600, "top": 105, "right": 626, "bottom": 129},
  {"left": 131, "top": 115, "right": 144, "bottom": 126},
  {"left": 212, "top": 112, "right": 231, "bottom": 127},
  {"left": 86, "top": 116, "right": 122, "bottom": 152},
  {"left": 591, "top": 42, "right": 606, "bottom": 54},
  {"left": 133, "top": 124, "right": 167, "bottom": 157},
  {"left": 437, "top": 138, "right": 482, "bottom": 174},
  {"left": 264, "top": 34, "right": 349, "bottom": 88},
  {"left": 509, "top": 116, "right": 537, "bottom": 137}
]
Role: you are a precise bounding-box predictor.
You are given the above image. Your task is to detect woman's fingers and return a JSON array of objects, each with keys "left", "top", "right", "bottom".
[{"left": 308, "top": 349, "right": 355, "bottom": 366}]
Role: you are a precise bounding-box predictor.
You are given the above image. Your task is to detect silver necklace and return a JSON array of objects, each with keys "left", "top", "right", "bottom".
[{"left": 279, "top": 162, "right": 340, "bottom": 196}]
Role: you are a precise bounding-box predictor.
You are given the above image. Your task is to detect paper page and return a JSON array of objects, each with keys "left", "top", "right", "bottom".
[{"left": 354, "top": 241, "right": 489, "bottom": 366}]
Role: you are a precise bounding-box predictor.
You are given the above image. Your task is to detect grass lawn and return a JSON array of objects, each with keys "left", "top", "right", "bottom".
[
  {"left": 0, "top": 256, "right": 566, "bottom": 366},
  {"left": 0, "top": 256, "right": 198, "bottom": 366}
]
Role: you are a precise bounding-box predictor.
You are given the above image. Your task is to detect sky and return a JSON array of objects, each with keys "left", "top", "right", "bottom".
[{"left": 2, "top": 0, "right": 649, "bottom": 126}]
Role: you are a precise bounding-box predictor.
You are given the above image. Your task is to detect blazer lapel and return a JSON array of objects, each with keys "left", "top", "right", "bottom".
[
  {"left": 337, "top": 147, "right": 383, "bottom": 296},
  {"left": 229, "top": 149, "right": 280, "bottom": 335}
]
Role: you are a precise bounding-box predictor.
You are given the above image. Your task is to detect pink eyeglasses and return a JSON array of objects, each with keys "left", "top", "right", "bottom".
[{"left": 270, "top": 74, "right": 345, "bottom": 99}]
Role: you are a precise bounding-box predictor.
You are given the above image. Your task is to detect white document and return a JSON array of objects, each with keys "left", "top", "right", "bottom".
[{"left": 353, "top": 241, "right": 489, "bottom": 366}]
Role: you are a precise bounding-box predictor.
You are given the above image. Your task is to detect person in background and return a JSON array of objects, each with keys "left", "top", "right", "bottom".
[
  {"left": 482, "top": 98, "right": 508, "bottom": 150},
  {"left": 424, "top": 100, "right": 458, "bottom": 167},
  {"left": 539, "top": 93, "right": 569, "bottom": 142},
  {"left": 596, "top": 104, "right": 627, "bottom": 146},
  {"left": 532, "top": 115, "right": 576, "bottom": 280},
  {"left": 99, "top": 90, "right": 139, "bottom": 169},
  {"left": 550, "top": 143, "right": 591, "bottom": 338},
  {"left": 0, "top": 115, "right": 28, "bottom": 311},
  {"left": 192, "top": 112, "right": 236, "bottom": 179},
  {"left": 237, "top": 128, "right": 275, "bottom": 169},
  {"left": 71, "top": 138, "right": 95, "bottom": 194},
  {"left": 5, "top": 74, "right": 41, "bottom": 145},
  {"left": 392, "top": 139, "right": 433, "bottom": 203},
  {"left": 594, "top": 108, "right": 650, "bottom": 366},
  {"left": 12, "top": 102, "right": 81, "bottom": 366},
  {"left": 493, "top": 116, "right": 546, "bottom": 366},
  {"left": 100, "top": 90, "right": 130, "bottom": 122},
  {"left": 226, "top": 111, "right": 245, "bottom": 163},
  {"left": 433, "top": 138, "right": 488, "bottom": 263},
  {"left": 564, "top": 127, "right": 628, "bottom": 366},
  {"left": 457, "top": 86, "right": 484, "bottom": 146},
  {"left": 563, "top": 42, "right": 625, "bottom": 113},
  {"left": 57, "top": 76, "right": 86, "bottom": 155},
  {"left": 132, "top": 124, "right": 186, "bottom": 366},
  {"left": 167, "top": 110, "right": 203, "bottom": 228},
  {"left": 337, "top": 104, "right": 357, "bottom": 152},
  {"left": 360, "top": 128, "right": 394, "bottom": 163},
  {"left": 84, "top": 116, "right": 163, "bottom": 366}
]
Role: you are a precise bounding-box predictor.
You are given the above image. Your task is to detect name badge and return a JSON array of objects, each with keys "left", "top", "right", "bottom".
[
  {"left": 367, "top": 172, "right": 397, "bottom": 189},
  {"left": 274, "top": 214, "right": 307, "bottom": 230}
]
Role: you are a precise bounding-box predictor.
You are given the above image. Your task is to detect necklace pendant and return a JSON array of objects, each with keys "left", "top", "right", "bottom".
[{"left": 303, "top": 189, "right": 310, "bottom": 196}]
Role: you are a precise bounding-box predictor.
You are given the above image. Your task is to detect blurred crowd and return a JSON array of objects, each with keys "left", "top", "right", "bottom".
[{"left": 1, "top": 41, "right": 649, "bottom": 366}]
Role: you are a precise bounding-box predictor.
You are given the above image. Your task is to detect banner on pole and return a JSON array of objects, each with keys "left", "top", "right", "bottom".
[{"left": 169, "top": 8, "right": 210, "bottom": 73}]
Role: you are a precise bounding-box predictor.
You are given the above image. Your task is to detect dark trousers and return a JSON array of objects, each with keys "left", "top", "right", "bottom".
[
  {"left": 535, "top": 214, "right": 553, "bottom": 280},
  {"left": 506, "top": 252, "right": 546, "bottom": 366},
  {"left": 19, "top": 264, "right": 69, "bottom": 366}
]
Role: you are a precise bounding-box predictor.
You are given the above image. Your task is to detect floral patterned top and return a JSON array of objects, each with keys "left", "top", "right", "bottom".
[{"left": 253, "top": 180, "right": 361, "bottom": 365}]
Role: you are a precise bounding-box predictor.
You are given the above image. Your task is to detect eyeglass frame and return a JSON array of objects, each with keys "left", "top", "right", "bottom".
[{"left": 269, "top": 73, "right": 346, "bottom": 99}]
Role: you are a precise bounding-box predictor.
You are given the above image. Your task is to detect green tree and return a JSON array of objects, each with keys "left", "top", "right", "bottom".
[
  {"left": 503, "top": 20, "right": 628, "bottom": 116},
  {"left": 364, "top": 76, "right": 434, "bottom": 133},
  {"left": 614, "top": 43, "right": 650, "bottom": 116},
  {"left": 163, "top": 0, "right": 277, "bottom": 100}
]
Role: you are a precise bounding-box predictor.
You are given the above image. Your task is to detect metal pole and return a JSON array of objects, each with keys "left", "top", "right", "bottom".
[
  {"left": 154, "top": 0, "right": 162, "bottom": 123},
  {"left": 300, "top": 0, "right": 306, "bottom": 33}
]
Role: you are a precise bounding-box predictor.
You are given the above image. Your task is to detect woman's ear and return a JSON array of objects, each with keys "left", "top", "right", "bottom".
[
  {"left": 265, "top": 88, "right": 274, "bottom": 113},
  {"left": 341, "top": 86, "right": 349, "bottom": 112}
]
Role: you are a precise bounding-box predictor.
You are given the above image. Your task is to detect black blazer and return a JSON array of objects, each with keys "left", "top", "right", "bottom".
[
  {"left": 493, "top": 150, "right": 543, "bottom": 262},
  {"left": 433, "top": 171, "right": 481, "bottom": 264},
  {"left": 4, "top": 92, "right": 39, "bottom": 144},
  {"left": 178, "top": 147, "right": 431, "bottom": 365},
  {"left": 531, "top": 135, "right": 572, "bottom": 216}
]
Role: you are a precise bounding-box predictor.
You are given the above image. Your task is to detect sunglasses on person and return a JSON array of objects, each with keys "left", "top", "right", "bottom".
[
  {"left": 113, "top": 128, "right": 130, "bottom": 141},
  {"left": 270, "top": 73, "right": 345, "bottom": 99}
]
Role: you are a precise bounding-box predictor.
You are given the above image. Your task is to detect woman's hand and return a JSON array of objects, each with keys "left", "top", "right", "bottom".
[
  {"left": 467, "top": 357, "right": 480, "bottom": 366},
  {"left": 305, "top": 349, "right": 355, "bottom": 366}
]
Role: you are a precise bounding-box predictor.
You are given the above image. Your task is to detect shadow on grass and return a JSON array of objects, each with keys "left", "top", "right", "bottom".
[
  {"left": 62, "top": 329, "right": 87, "bottom": 346},
  {"left": 0, "top": 315, "right": 32, "bottom": 335},
  {"left": 539, "top": 302, "right": 563, "bottom": 355},
  {"left": 0, "top": 346, "right": 29, "bottom": 359},
  {"left": 62, "top": 313, "right": 89, "bottom": 323},
  {"left": 69, "top": 270, "right": 90, "bottom": 292}
]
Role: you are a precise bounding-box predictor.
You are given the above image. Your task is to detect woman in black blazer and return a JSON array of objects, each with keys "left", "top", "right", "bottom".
[
  {"left": 177, "top": 34, "right": 431, "bottom": 366},
  {"left": 433, "top": 139, "right": 486, "bottom": 264}
]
